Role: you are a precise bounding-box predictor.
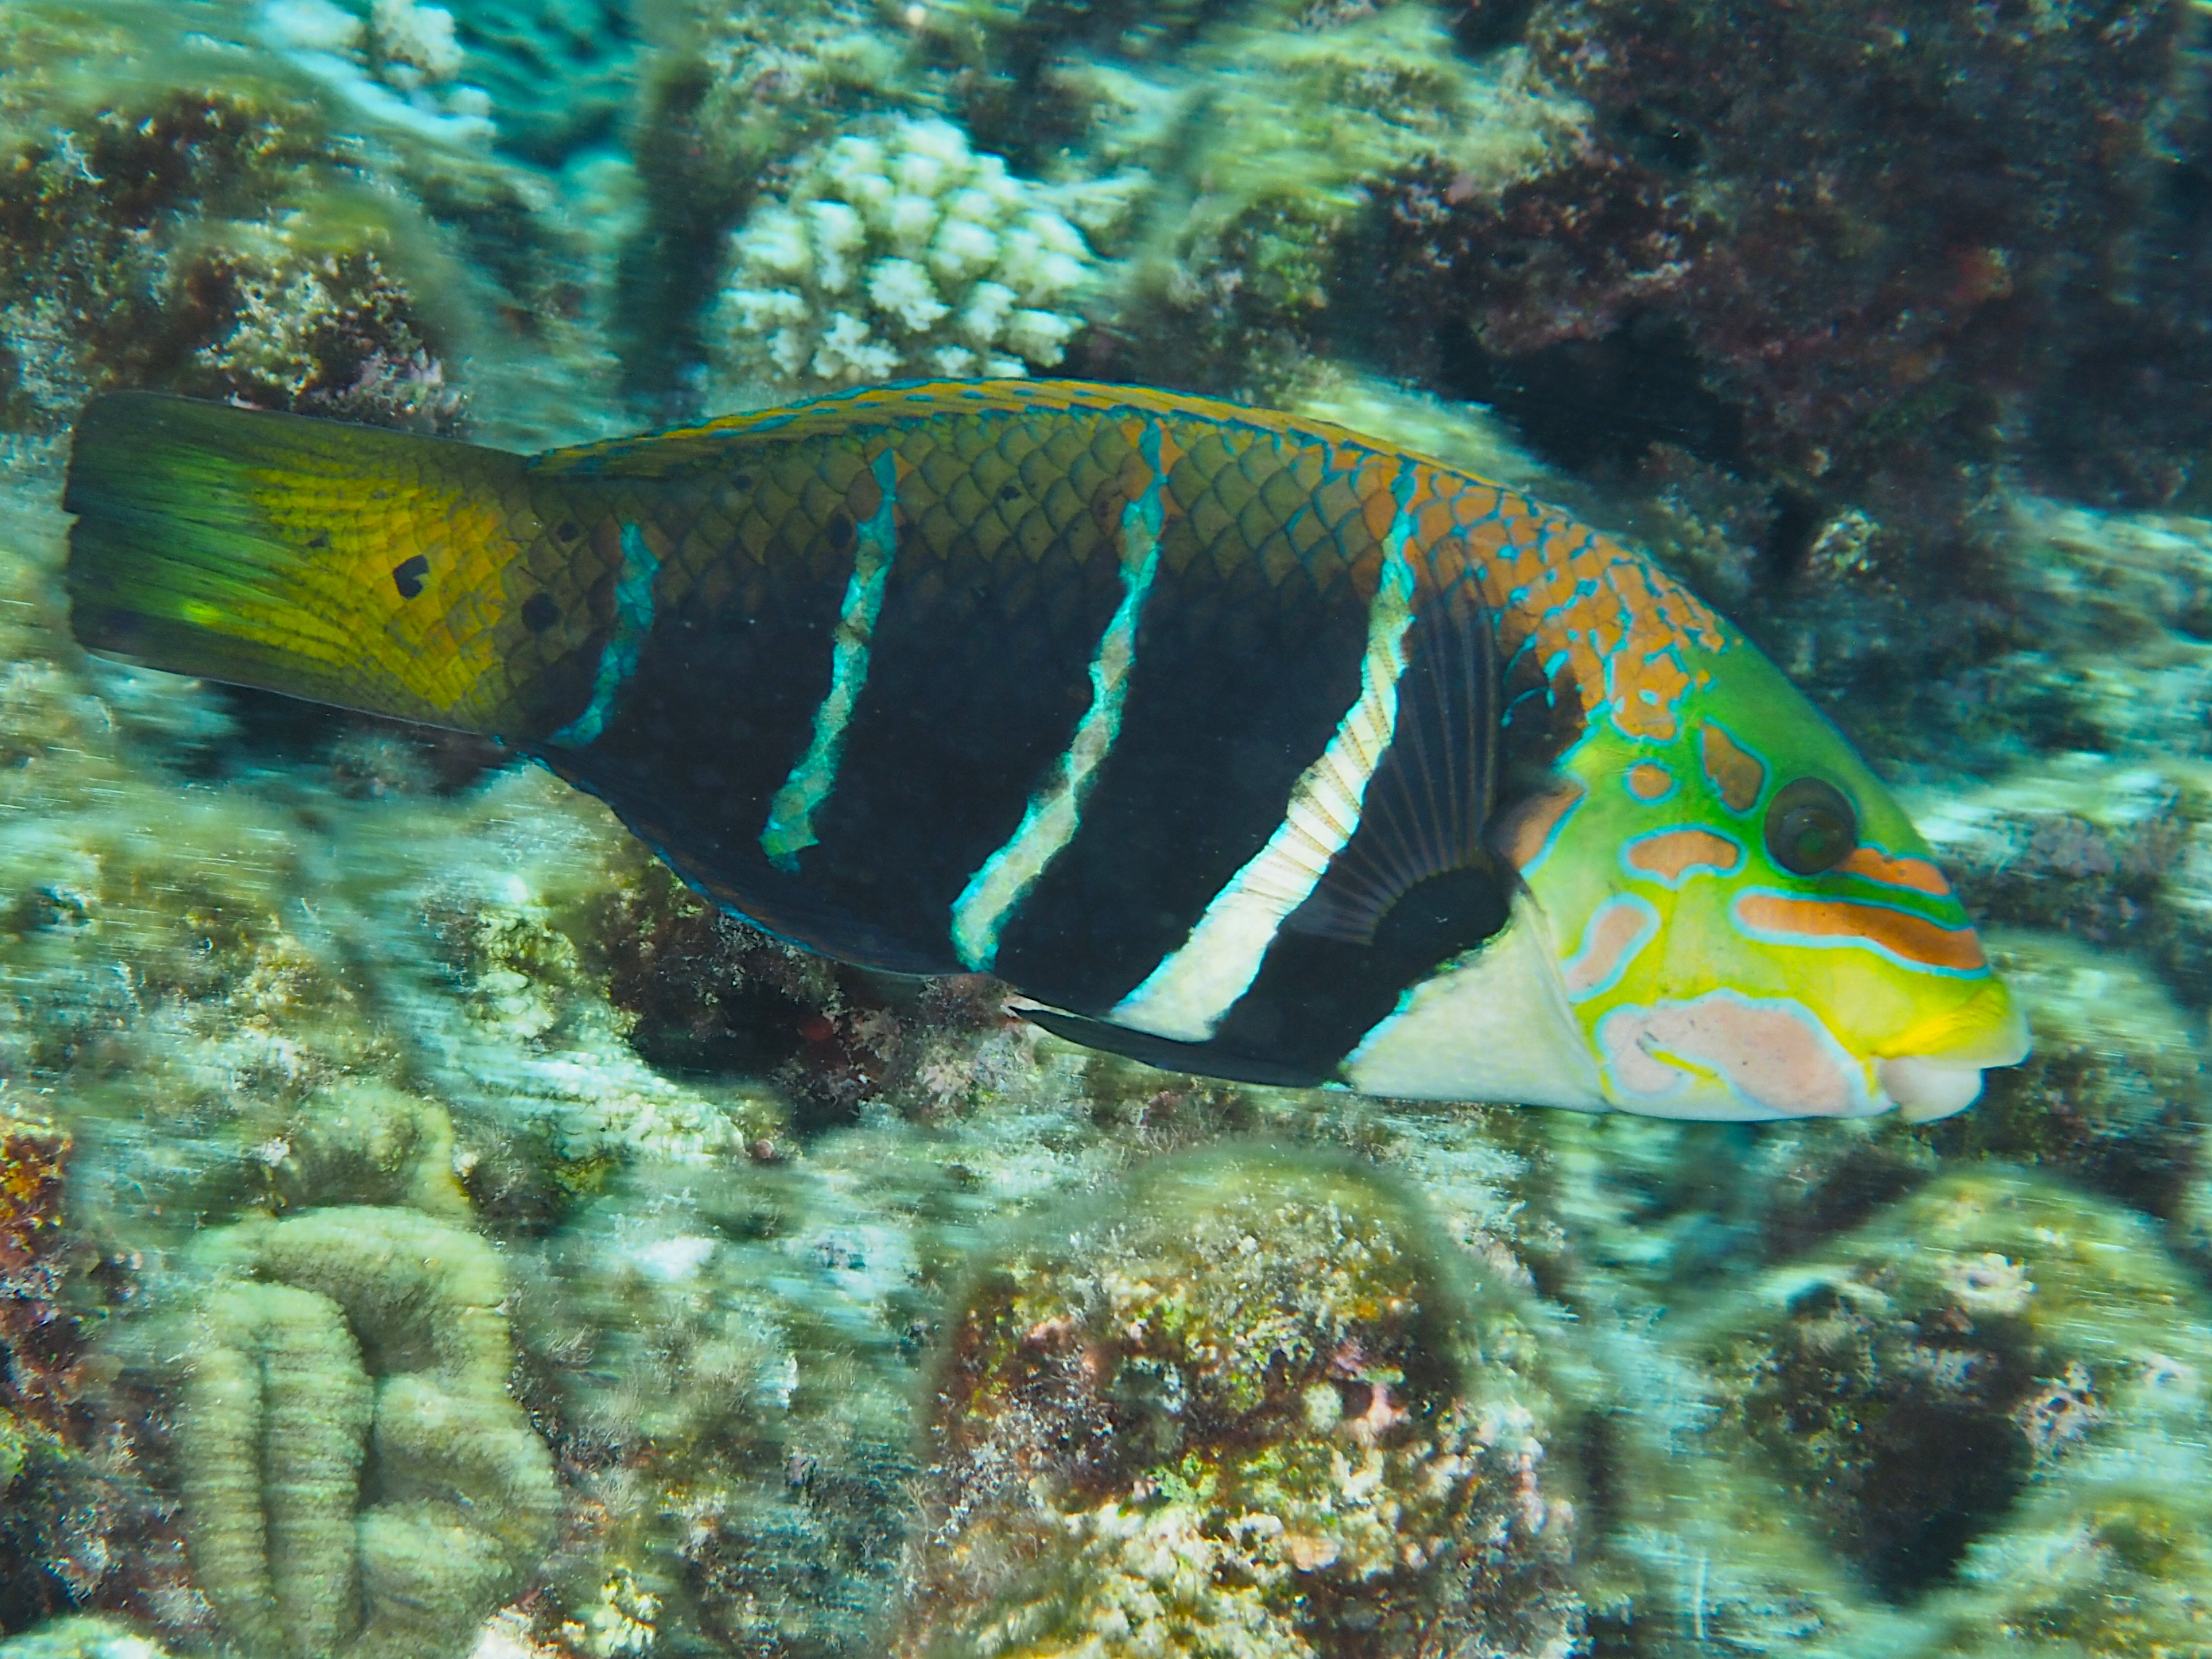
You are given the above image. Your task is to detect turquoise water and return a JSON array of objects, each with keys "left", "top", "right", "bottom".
[{"left": 1, "top": 1, "right": 2209, "bottom": 1655}]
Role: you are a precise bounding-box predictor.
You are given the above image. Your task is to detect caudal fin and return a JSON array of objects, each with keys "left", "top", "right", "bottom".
[{"left": 65, "top": 394, "right": 541, "bottom": 733}]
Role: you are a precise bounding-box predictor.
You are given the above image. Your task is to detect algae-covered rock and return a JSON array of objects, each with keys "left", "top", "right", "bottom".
[
  {"left": 174, "top": 1206, "right": 559, "bottom": 1659},
  {"left": 1924, "top": 935, "right": 2205, "bottom": 1221},
  {"left": 0, "top": 1617, "right": 173, "bottom": 1659},
  {"left": 896, "top": 1148, "right": 1582, "bottom": 1658},
  {"left": 1699, "top": 1172, "right": 2212, "bottom": 1602}
]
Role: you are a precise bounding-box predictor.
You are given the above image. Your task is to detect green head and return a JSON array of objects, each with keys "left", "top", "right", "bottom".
[{"left": 1512, "top": 627, "right": 2027, "bottom": 1120}]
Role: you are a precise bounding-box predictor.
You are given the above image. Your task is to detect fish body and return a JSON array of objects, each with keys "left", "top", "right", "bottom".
[{"left": 63, "top": 380, "right": 2027, "bottom": 1118}]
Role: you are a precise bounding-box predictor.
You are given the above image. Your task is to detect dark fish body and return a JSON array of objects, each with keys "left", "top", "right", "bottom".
[{"left": 63, "top": 380, "right": 2025, "bottom": 1113}]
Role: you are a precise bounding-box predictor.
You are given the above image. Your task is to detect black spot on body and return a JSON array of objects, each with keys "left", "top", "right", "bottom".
[
  {"left": 827, "top": 513, "right": 854, "bottom": 549},
  {"left": 555, "top": 520, "right": 580, "bottom": 542},
  {"left": 522, "top": 592, "right": 560, "bottom": 633},
  {"left": 391, "top": 554, "right": 430, "bottom": 600},
  {"left": 307, "top": 531, "right": 329, "bottom": 549}
]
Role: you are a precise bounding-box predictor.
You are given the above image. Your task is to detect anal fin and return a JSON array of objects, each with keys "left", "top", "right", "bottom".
[
  {"left": 1014, "top": 1004, "right": 1331, "bottom": 1089},
  {"left": 537, "top": 751, "right": 957, "bottom": 977}
]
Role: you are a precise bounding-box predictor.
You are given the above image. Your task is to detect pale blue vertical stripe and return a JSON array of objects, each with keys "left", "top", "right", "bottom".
[
  {"left": 760, "top": 448, "right": 901, "bottom": 873},
  {"left": 548, "top": 521, "right": 659, "bottom": 749},
  {"left": 949, "top": 461, "right": 1166, "bottom": 970},
  {"left": 1109, "top": 463, "right": 1423, "bottom": 1041}
]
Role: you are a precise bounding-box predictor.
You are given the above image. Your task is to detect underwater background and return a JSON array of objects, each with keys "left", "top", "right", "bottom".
[{"left": 2, "top": 0, "right": 2211, "bottom": 1654}]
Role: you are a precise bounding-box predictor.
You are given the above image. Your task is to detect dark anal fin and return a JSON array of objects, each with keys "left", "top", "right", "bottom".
[
  {"left": 1014, "top": 1005, "right": 1331, "bottom": 1089},
  {"left": 1288, "top": 584, "right": 1501, "bottom": 945},
  {"left": 536, "top": 752, "right": 956, "bottom": 977}
]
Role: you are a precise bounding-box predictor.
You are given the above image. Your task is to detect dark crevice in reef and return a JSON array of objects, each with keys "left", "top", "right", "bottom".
[
  {"left": 614, "top": 57, "right": 740, "bottom": 421},
  {"left": 624, "top": 979, "right": 814, "bottom": 1082},
  {"left": 187, "top": 686, "right": 512, "bottom": 796},
  {"left": 1762, "top": 486, "right": 1829, "bottom": 583},
  {"left": 1438, "top": 313, "right": 1747, "bottom": 479},
  {"left": 1452, "top": 0, "right": 1539, "bottom": 55}
]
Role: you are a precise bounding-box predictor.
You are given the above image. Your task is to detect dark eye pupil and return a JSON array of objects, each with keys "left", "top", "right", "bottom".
[{"left": 1765, "top": 778, "right": 1858, "bottom": 875}]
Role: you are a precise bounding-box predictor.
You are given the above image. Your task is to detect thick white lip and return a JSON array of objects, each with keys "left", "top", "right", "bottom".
[
  {"left": 1879, "top": 1055, "right": 1990, "bottom": 1123},
  {"left": 1879, "top": 1001, "right": 2032, "bottom": 1123}
]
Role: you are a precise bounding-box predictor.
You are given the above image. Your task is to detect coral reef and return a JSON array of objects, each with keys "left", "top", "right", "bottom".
[
  {"left": 896, "top": 1149, "right": 1581, "bottom": 1658},
  {"left": 0, "top": 0, "right": 622, "bottom": 451},
  {"left": 0, "top": 1618, "right": 174, "bottom": 1659},
  {"left": 0, "top": 1, "right": 2210, "bottom": 1656},
  {"left": 1404, "top": 0, "right": 2186, "bottom": 497},
  {"left": 1, "top": 1116, "right": 71, "bottom": 1433}
]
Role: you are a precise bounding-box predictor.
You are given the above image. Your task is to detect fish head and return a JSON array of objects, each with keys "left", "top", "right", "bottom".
[{"left": 1510, "top": 640, "right": 2027, "bottom": 1122}]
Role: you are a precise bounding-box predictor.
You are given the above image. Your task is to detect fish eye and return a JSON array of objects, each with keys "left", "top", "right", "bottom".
[{"left": 1764, "top": 778, "right": 1858, "bottom": 876}]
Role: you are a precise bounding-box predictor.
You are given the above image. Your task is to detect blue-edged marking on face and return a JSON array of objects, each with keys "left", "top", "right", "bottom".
[
  {"left": 950, "top": 433, "right": 1166, "bottom": 970},
  {"left": 1617, "top": 825, "right": 1746, "bottom": 890},
  {"left": 548, "top": 522, "right": 659, "bottom": 748},
  {"left": 1560, "top": 893, "right": 1661, "bottom": 1003},
  {"left": 1110, "top": 463, "right": 1422, "bottom": 1042},
  {"left": 760, "top": 448, "right": 900, "bottom": 873},
  {"left": 1595, "top": 988, "right": 1878, "bottom": 1118},
  {"left": 1729, "top": 888, "right": 1992, "bottom": 980}
]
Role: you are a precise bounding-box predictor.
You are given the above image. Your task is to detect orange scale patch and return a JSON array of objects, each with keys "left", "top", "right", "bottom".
[
  {"left": 1735, "top": 893, "right": 1988, "bottom": 972},
  {"left": 1613, "top": 649, "right": 1693, "bottom": 741},
  {"left": 1699, "top": 722, "right": 1766, "bottom": 813},
  {"left": 1626, "top": 761, "right": 1677, "bottom": 801}
]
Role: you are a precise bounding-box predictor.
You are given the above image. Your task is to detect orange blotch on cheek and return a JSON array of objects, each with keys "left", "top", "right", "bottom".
[
  {"left": 1699, "top": 722, "right": 1766, "bottom": 813},
  {"left": 1562, "top": 895, "right": 1659, "bottom": 999},
  {"left": 1734, "top": 892, "right": 1987, "bottom": 972}
]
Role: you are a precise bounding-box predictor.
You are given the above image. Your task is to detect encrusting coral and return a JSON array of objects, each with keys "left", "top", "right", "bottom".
[
  {"left": 173, "top": 1205, "right": 559, "bottom": 1659},
  {"left": 896, "top": 1149, "right": 1582, "bottom": 1658}
]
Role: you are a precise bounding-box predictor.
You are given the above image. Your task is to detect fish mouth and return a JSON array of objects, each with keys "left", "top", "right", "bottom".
[{"left": 1876, "top": 989, "right": 2033, "bottom": 1124}]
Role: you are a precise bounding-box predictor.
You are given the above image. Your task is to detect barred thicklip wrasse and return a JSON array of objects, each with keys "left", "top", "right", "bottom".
[{"left": 63, "top": 380, "right": 2026, "bottom": 1119}]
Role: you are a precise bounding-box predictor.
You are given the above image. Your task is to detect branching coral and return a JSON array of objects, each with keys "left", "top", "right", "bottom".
[{"left": 710, "top": 114, "right": 1096, "bottom": 394}]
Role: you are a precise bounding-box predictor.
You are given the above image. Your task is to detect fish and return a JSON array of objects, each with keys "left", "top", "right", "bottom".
[{"left": 62, "top": 378, "right": 2028, "bottom": 1120}]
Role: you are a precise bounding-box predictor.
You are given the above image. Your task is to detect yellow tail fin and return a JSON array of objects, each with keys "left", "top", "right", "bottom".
[{"left": 65, "top": 395, "right": 551, "bottom": 735}]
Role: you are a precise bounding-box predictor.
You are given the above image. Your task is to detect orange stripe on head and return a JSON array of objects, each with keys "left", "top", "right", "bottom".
[
  {"left": 1624, "top": 827, "right": 1744, "bottom": 885},
  {"left": 1734, "top": 891, "right": 1987, "bottom": 972},
  {"left": 1838, "top": 845, "right": 1954, "bottom": 898},
  {"left": 1700, "top": 722, "right": 1766, "bottom": 813}
]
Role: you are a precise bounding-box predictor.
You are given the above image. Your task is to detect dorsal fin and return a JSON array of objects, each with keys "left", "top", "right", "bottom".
[{"left": 1289, "top": 584, "right": 1499, "bottom": 945}]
